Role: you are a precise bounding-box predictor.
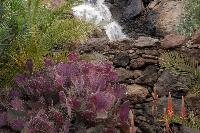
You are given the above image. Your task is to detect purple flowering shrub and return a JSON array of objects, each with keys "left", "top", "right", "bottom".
[{"left": 0, "top": 53, "right": 130, "bottom": 132}]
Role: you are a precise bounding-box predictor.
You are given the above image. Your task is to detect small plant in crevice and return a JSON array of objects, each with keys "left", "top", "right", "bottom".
[
  {"left": 159, "top": 51, "right": 200, "bottom": 95},
  {"left": 0, "top": 53, "right": 132, "bottom": 133}
]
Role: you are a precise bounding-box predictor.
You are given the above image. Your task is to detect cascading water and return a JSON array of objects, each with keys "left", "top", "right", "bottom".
[{"left": 72, "top": 0, "right": 127, "bottom": 41}]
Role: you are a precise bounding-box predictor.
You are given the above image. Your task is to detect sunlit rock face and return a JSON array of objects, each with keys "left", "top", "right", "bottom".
[{"left": 72, "top": 0, "right": 127, "bottom": 41}]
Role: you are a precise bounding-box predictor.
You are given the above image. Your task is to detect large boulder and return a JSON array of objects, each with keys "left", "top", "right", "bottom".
[
  {"left": 191, "top": 28, "right": 200, "bottom": 44},
  {"left": 161, "top": 34, "right": 187, "bottom": 49},
  {"left": 135, "top": 65, "right": 159, "bottom": 86},
  {"left": 130, "top": 58, "right": 158, "bottom": 70},
  {"left": 146, "top": 0, "right": 184, "bottom": 35},
  {"left": 153, "top": 71, "right": 188, "bottom": 98},
  {"left": 114, "top": 52, "right": 130, "bottom": 67},
  {"left": 130, "top": 58, "right": 146, "bottom": 69},
  {"left": 126, "top": 84, "right": 149, "bottom": 104},
  {"left": 78, "top": 37, "right": 109, "bottom": 53},
  {"left": 133, "top": 36, "right": 160, "bottom": 47},
  {"left": 115, "top": 68, "right": 134, "bottom": 82},
  {"left": 106, "top": 0, "right": 144, "bottom": 19},
  {"left": 124, "top": 0, "right": 144, "bottom": 18}
]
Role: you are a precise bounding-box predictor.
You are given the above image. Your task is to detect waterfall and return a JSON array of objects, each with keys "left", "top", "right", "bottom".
[{"left": 72, "top": 0, "right": 127, "bottom": 41}]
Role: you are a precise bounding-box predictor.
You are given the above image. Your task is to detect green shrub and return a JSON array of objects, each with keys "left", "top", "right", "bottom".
[
  {"left": 177, "top": 0, "right": 200, "bottom": 36},
  {"left": 0, "top": 0, "right": 94, "bottom": 87}
]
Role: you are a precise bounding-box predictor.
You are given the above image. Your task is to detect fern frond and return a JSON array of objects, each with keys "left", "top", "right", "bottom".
[{"left": 160, "top": 51, "right": 200, "bottom": 95}]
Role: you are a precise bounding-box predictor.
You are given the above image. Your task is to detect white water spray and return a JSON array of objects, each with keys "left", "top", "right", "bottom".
[{"left": 72, "top": 0, "right": 127, "bottom": 41}]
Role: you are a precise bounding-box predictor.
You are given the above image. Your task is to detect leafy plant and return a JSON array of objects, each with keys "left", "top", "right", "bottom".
[
  {"left": 0, "top": 0, "right": 94, "bottom": 87},
  {"left": 159, "top": 51, "right": 200, "bottom": 95},
  {"left": 177, "top": 0, "right": 200, "bottom": 36},
  {"left": 0, "top": 53, "right": 131, "bottom": 132},
  {"left": 159, "top": 94, "right": 200, "bottom": 132}
]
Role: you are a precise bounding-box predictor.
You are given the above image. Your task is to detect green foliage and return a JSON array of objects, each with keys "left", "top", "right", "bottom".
[
  {"left": 177, "top": 0, "right": 200, "bottom": 36},
  {"left": 44, "top": 18, "right": 93, "bottom": 46},
  {"left": 159, "top": 51, "right": 200, "bottom": 95},
  {"left": 184, "top": 111, "right": 200, "bottom": 131},
  {"left": 0, "top": 0, "right": 94, "bottom": 87}
]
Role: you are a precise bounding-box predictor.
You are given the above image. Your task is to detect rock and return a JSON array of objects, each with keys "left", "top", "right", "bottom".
[
  {"left": 0, "top": 129, "right": 15, "bottom": 133},
  {"left": 130, "top": 53, "right": 140, "bottom": 59},
  {"left": 130, "top": 57, "right": 158, "bottom": 70},
  {"left": 143, "top": 58, "right": 158, "bottom": 64},
  {"left": 161, "top": 34, "right": 187, "bottom": 49},
  {"left": 114, "top": 52, "right": 130, "bottom": 67},
  {"left": 128, "top": 49, "right": 135, "bottom": 54},
  {"left": 137, "top": 115, "right": 147, "bottom": 121},
  {"left": 143, "top": 96, "right": 182, "bottom": 118},
  {"left": 142, "top": 54, "right": 158, "bottom": 60},
  {"left": 181, "top": 126, "right": 200, "bottom": 133},
  {"left": 130, "top": 58, "right": 145, "bottom": 69},
  {"left": 134, "top": 104, "right": 144, "bottom": 109},
  {"left": 80, "top": 53, "right": 110, "bottom": 64},
  {"left": 153, "top": 71, "right": 188, "bottom": 98},
  {"left": 143, "top": 50, "right": 160, "bottom": 56},
  {"left": 108, "top": 40, "right": 133, "bottom": 51},
  {"left": 124, "top": 0, "right": 144, "bottom": 18},
  {"left": 146, "top": 0, "right": 184, "bottom": 35},
  {"left": 192, "top": 28, "right": 200, "bottom": 44},
  {"left": 134, "top": 109, "right": 145, "bottom": 117},
  {"left": 186, "top": 94, "right": 200, "bottom": 119},
  {"left": 85, "top": 37, "right": 108, "bottom": 46},
  {"left": 107, "top": 0, "right": 124, "bottom": 20},
  {"left": 87, "top": 127, "right": 120, "bottom": 133},
  {"left": 78, "top": 37, "right": 109, "bottom": 53},
  {"left": 148, "top": 0, "right": 161, "bottom": 9},
  {"left": 133, "top": 36, "right": 160, "bottom": 47},
  {"left": 135, "top": 65, "right": 159, "bottom": 86},
  {"left": 134, "top": 120, "right": 155, "bottom": 133},
  {"left": 115, "top": 68, "right": 134, "bottom": 82},
  {"left": 133, "top": 70, "right": 143, "bottom": 79},
  {"left": 125, "top": 79, "right": 135, "bottom": 84},
  {"left": 126, "top": 84, "right": 149, "bottom": 104}
]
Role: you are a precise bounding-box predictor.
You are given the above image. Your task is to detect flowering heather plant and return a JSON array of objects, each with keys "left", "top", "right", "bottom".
[{"left": 0, "top": 53, "right": 130, "bottom": 132}]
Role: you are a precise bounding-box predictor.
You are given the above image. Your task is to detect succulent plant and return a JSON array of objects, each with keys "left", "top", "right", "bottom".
[{"left": 1, "top": 53, "right": 130, "bottom": 132}]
